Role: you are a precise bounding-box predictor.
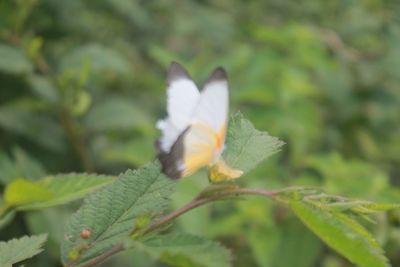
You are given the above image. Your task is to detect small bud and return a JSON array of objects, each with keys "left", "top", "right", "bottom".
[{"left": 80, "top": 229, "right": 91, "bottom": 239}]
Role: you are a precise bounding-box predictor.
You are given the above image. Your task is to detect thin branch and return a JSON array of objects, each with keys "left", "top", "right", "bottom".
[
  {"left": 143, "top": 195, "right": 223, "bottom": 235},
  {"left": 59, "top": 108, "right": 94, "bottom": 172},
  {"left": 76, "top": 186, "right": 278, "bottom": 267},
  {"left": 321, "top": 29, "right": 362, "bottom": 61},
  {"left": 80, "top": 244, "right": 124, "bottom": 267},
  {"left": 144, "top": 187, "right": 277, "bottom": 235},
  {"left": 2, "top": 30, "right": 94, "bottom": 172}
]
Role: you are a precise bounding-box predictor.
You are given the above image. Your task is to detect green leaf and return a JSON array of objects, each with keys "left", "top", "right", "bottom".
[
  {"left": 0, "top": 44, "right": 33, "bottom": 74},
  {"left": 4, "top": 178, "right": 53, "bottom": 206},
  {"left": 0, "top": 209, "right": 15, "bottom": 230},
  {"left": 19, "top": 173, "right": 115, "bottom": 210},
  {"left": 83, "top": 96, "right": 152, "bottom": 132},
  {"left": 0, "top": 234, "right": 48, "bottom": 267},
  {"left": 69, "top": 90, "right": 92, "bottom": 116},
  {"left": 27, "top": 74, "right": 59, "bottom": 103},
  {"left": 322, "top": 201, "right": 400, "bottom": 214},
  {"left": 99, "top": 136, "right": 154, "bottom": 166},
  {"left": 106, "top": 0, "right": 150, "bottom": 28},
  {"left": 59, "top": 43, "right": 131, "bottom": 74},
  {"left": 224, "top": 112, "right": 285, "bottom": 173},
  {"left": 0, "top": 105, "right": 66, "bottom": 152},
  {"left": 0, "top": 197, "right": 16, "bottom": 230},
  {"left": 61, "top": 162, "right": 176, "bottom": 266},
  {"left": 0, "top": 153, "right": 17, "bottom": 185},
  {"left": 0, "top": 147, "right": 46, "bottom": 185},
  {"left": 131, "top": 232, "right": 232, "bottom": 267},
  {"left": 3, "top": 174, "right": 114, "bottom": 210},
  {"left": 276, "top": 187, "right": 400, "bottom": 215},
  {"left": 11, "top": 147, "right": 47, "bottom": 180},
  {"left": 353, "top": 203, "right": 400, "bottom": 213},
  {"left": 290, "top": 200, "right": 390, "bottom": 267},
  {"left": 306, "top": 153, "right": 389, "bottom": 198},
  {"left": 148, "top": 45, "right": 179, "bottom": 66},
  {"left": 269, "top": 219, "right": 322, "bottom": 267}
]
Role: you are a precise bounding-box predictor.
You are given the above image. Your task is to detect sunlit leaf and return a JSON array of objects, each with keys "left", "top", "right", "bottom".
[
  {"left": 290, "top": 200, "right": 390, "bottom": 267},
  {"left": 3, "top": 174, "right": 114, "bottom": 210},
  {"left": 4, "top": 178, "right": 53, "bottom": 206}
]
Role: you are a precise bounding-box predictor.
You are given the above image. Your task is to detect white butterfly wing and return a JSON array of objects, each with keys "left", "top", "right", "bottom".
[
  {"left": 180, "top": 67, "right": 229, "bottom": 176},
  {"left": 166, "top": 62, "right": 200, "bottom": 130},
  {"left": 157, "top": 62, "right": 200, "bottom": 153},
  {"left": 157, "top": 64, "right": 235, "bottom": 179},
  {"left": 192, "top": 67, "right": 229, "bottom": 146}
]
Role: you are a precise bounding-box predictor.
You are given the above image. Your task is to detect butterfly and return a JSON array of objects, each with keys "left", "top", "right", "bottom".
[{"left": 156, "top": 62, "right": 243, "bottom": 182}]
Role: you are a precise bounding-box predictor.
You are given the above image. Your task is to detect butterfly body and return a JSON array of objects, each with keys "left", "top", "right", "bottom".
[{"left": 156, "top": 62, "right": 243, "bottom": 181}]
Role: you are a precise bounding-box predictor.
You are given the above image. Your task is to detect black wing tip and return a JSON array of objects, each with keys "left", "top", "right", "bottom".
[
  {"left": 155, "top": 143, "right": 183, "bottom": 180},
  {"left": 167, "top": 61, "right": 191, "bottom": 83},
  {"left": 207, "top": 66, "right": 227, "bottom": 83},
  {"left": 156, "top": 153, "right": 183, "bottom": 179},
  {"left": 155, "top": 127, "right": 190, "bottom": 180},
  {"left": 155, "top": 136, "right": 184, "bottom": 180},
  {"left": 163, "top": 165, "right": 182, "bottom": 179}
]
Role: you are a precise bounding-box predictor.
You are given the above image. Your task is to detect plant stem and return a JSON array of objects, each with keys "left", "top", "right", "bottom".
[
  {"left": 143, "top": 195, "right": 223, "bottom": 235},
  {"left": 79, "top": 244, "right": 124, "bottom": 267},
  {"left": 144, "top": 187, "right": 277, "bottom": 235},
  {"left": 77, "top": 186, "right": 278, "bottom": 267},
  {"left": 4, "top": 32, "right": 94, "bottom": 173},
  {"left": 36, "top": 52, "right": 94, "bottom": 172},
  {"left": 59, "top": 108, "right": 94, "bottom": 172}
]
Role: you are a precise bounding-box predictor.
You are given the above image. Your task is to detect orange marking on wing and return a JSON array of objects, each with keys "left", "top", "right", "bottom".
[
  {"left": 181, "top": 122, "right": 227, "bottom": 178},
  {"left": 214, "top": 125, "right": 226, "bottom": 151}
]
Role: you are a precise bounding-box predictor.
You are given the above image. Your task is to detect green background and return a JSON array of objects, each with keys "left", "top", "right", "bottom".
[{"left": 0, "top": 0, "right": 400, "bottom": 266}]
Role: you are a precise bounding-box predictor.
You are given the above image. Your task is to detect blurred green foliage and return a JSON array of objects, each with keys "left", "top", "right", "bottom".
[{"left": 0, "top": 0, "right": 399, "bottom": 266}]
